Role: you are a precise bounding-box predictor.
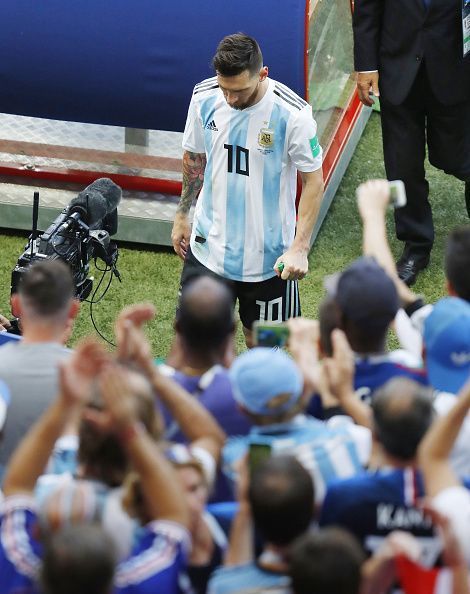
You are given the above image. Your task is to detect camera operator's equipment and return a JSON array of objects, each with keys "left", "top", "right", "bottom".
[{"left": 11, "top": 178, "right": 122, "bottom": 344}]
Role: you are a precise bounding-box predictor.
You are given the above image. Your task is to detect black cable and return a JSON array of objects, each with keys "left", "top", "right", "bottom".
[
  {"left": 90, "top": 260, "right": 113, "bottom": 305},
  {"left": 87, "top": 264, "right": 116, "bottom": 347},
  {"left": 85, "top": 252, "right": 120, "bottom": 347},
  {"left": 90, "top": 301, "right": 115, "bottom": 347}
]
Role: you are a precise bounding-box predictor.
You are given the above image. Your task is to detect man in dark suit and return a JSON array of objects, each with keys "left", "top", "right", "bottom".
[{"left": 353, "top": 0, "right": 470, "bottom": 285}]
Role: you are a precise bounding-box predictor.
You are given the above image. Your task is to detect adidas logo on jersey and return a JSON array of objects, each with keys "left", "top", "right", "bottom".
[{"left": 205, "top": 119, "right": 218, "bottom": 131}]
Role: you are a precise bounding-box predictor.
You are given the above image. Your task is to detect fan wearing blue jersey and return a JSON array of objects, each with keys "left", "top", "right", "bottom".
[
  {"left": 171, "top": 33, "right": 324, "bottom": 345},
  {"left": 0, "top": 343, "right": 192, "bottom": 594},
  {"left": 319, "top": 378, "right": 439, "bottom": 561}
]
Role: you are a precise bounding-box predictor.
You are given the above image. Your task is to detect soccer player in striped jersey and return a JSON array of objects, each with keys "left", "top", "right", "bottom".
[{"left": 171, "top": 33, "right": 324, "bottom": 345}]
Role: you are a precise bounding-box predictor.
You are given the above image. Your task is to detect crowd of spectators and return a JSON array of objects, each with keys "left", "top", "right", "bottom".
[{"left": 0, "top": 179, "right": 470, "bottom": 593}]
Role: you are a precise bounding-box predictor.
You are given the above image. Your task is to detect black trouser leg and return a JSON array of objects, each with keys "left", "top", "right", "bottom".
[
  {"left": 425, "top": 77, "right": 470, "bottom": 222},
  {"left": 466, "top": 182, "right": 470, "bottom": 219},
  {"left": 380, "top": 69, "right": 434, "bottom": 259}
]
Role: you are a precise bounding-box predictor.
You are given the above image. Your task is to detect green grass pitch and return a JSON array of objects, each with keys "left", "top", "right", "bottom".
[{"left": 0, "top": 113, "right": 467, "bottom": 355}]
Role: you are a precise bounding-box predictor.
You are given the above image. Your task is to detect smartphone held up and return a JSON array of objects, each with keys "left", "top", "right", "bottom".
[
  {"left": 388, "top": 180, "right": 407, "bottom": 208},
  {"left": 253, "top": 321, "right": 289, "bottom": 348}
]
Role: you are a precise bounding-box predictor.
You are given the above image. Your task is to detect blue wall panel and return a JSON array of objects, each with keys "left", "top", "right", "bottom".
[{"left": 0, "top": 1, "right": 306, "bottom": 131}]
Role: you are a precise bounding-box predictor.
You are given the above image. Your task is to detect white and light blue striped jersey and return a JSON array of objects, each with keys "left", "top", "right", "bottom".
[
  {"left": 222, "top": 414, "right": 371, "bottom": 505},
  {"left": 182, "top": 77, "right": 323, "bottom": 282}
]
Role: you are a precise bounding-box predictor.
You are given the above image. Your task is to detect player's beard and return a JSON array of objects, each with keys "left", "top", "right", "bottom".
[{"left": 230, "top": 82, "right": 260, "bottom": 110}]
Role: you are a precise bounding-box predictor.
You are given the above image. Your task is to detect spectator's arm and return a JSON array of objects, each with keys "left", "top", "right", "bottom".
[
  {"left": 0, "top": 313, "right": 12, "bottom": 331},
  {"left": 287, "top": 317, "right": 321, "bottom": 397},
  {"left": 357, "top": 179, "right": 417, "bottom": 307},
  {"left": 99, "top": 365, "right": 190, "bottom": 528},
  {"left": 224, "top": 456, "right": 254, "bottom": 566},
  {"left": 422, "top": 504, "right": 470, "bottom": 594},
  {"left": 150, "top": 366, "right": 227, "bottom": 462},
  {"left": 361, "top": 524, "right": 470, "bottom": 594},
  {"left": 115, "top": 302, "right": 156, "bottom": 363},
  {"left": 360, "top": 549, "right": 396, "bottom": 594},
  {"left": 3, "top": 340, "right": 110, "bottom": 496},
  {"left": 419, "top": 378, "right": 470, "bottom": 497},
  {"left": 116, "top": 305, "right": 226, "bottom": 462},
  {"left": 323, "top": 329, "right": 372, "bottom": 429},
  {"left": 224, "top": 503, "right": 252, "bottom": 567},
  {"left": 451, "top": 560, "right": 470, "bottom": 594},
  {"left": 3, "top": 395, "right": 72, "bottom": 496},
  {"left": 273, "top": 169, "right": 323, "bottom": 281}
]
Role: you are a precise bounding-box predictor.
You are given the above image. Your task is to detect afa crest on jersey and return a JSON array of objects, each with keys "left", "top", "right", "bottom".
[{"left": 258, "top": 128, "right": 275, "bottom": 148}]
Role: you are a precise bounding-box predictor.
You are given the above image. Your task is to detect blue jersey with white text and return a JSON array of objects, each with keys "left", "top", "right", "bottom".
[
  {"left": 320, "top": 468, "right": 441, "bottom": 564},
  {"left": 0, "top": 495, "right": 192, "bottom": 594}
]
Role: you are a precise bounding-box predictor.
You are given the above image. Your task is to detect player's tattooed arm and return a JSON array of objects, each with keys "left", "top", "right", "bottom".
[
  {"left": 172, "top": 151, "right": 205, "bottom": 259},
  {"left": 176, "top": 151, "right": 207, "bottom": 214}
]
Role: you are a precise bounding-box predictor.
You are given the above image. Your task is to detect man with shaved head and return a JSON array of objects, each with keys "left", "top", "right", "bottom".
[
  {"left": 320, "top": 377, "right": 438, "bottom": 561},
  {"left": 162, "top": 276, "right": 251, "bottom": 501},
  {"left": 175, "top": 275, "right": 236, "bottom": 363}
]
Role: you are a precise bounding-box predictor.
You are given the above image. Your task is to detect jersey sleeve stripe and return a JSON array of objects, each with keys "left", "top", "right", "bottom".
[
  {"left": 194, "top": 84, "right": 219, "bottom": 95},
  {"left": 273, "top": 89, "right": 303, "bottom": 110},
  {"left": 194, "top": 76, "right": 217, "bottom": 89},
  {"left": 115, "top": 541, "right": 178, "bottom": 586},
  {"left": 274, "top": 84, "right": 306, "bottom": 109},
  {"left": 195, "top": 81, "right": 218, "bottom": 91},
  {"left": 115, "top": 521, "right": 190, "bottom": 587},
  {"left": 1, "top": 508, "right": 41, "bottom": 578},
  {"left": 276, "top": 82, "right": 308, "bottom": 106},
  {"left": 194, "top": 77, "right": 219, "bottom": 93}
]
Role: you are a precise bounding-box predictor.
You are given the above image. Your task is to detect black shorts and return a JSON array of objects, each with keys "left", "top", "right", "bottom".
[{"left": 179, "top": 247, "right": 301, "bottom": 329}]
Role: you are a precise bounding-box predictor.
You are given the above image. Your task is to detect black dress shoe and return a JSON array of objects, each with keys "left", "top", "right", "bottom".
[{"left": 396, "top": 256, "right": 429, "bottom": 286}]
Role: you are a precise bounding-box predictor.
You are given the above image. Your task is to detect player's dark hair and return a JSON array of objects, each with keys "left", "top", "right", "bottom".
[
  {"left": 176, "top": 275, "right": 235, "bottom": 352},
  {"left": 289, "top": 527, "right": 365, "bottom": 594},
  {"left": 249, "top": 455, "right": 314, "bottom": 547},
  {"left": 371, "top": 377, "right": 434, "bottom": 461},
  {"left": 19, "top": 260, "right": 74, "bottom": 317},
  {"left": 212, "top": 33, "right": 263, "bottom": 77},
  {"left": 445, "top": 225, "right": 470, "bottom": 302},
  {"left": 41, "top": 524, "right": 116, "bottom": 594}
]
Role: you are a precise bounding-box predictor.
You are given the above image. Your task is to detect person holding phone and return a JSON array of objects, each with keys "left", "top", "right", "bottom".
[
  {"left": 353, "top": 0, "right": 470, "bottom": 286},
  {"left": 208, "top": 456, "right": 315, "bottom": 594},
  {"left": 222, "top": 347, "right": 371, "bottom": 506}
]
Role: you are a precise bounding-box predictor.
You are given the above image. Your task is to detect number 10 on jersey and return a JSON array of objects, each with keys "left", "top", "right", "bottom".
[{"left": 224, "top": 144, "right": 250, "bottom": 176}]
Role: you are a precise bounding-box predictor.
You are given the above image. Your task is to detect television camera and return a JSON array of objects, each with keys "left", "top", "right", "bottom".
[{"left": 10, "top": 178, "right": 122, "bottom": 323}]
